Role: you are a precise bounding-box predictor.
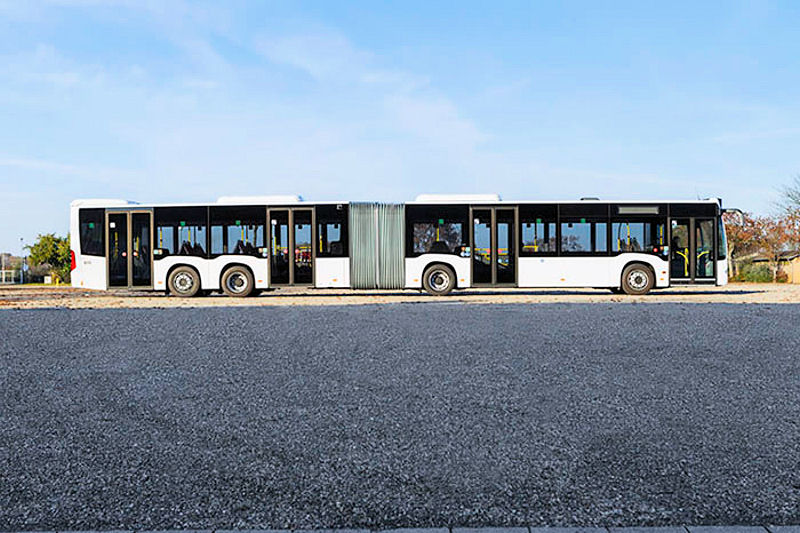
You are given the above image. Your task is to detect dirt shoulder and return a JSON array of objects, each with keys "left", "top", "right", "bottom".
[{"left": 1, "top": 282, "right": 798, "bottom": 309}]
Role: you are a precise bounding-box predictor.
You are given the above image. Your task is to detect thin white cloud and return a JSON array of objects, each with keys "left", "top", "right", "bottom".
[
  {"left": 0, "top": 156, "right": 142, "bottom": 185},
  {"left": 255, "top": 28, "right": 487, "bottom": 153},
  {"left": 386, "top": 94, "right": 488, "bottom": 151},
  {"left": 711, "top": 127, "right": 800, "bottom": 144}
]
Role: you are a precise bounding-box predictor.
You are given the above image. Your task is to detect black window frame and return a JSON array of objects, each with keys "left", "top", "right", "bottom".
[
  {"left": 405, "top": 204, "right": 469, "bottom": 258},
  {"left": 559, "top": 217, "right": 609, "bottom": 256},
  {"left": 316, "top": 204, "right": 349, "bottom": 258},
  {"left": 519, "top": 204, "right": 559, "bottom": 257},
  {"left": 609, "top": 217, "right": 667, "bottom": 256},
  {"left": 154, "top": 206, "right": 209, "bottom": 260},
  {"left": 79, "top": 208, "right": 105, "bottom": 257},
  {"left": 209, "top": 205, "right": 266, "bottom": 257}
]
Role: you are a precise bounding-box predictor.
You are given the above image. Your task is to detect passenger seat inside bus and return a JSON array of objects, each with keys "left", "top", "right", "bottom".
[{"left": 429, "top": 241, "right": 451, "bottom": 254}]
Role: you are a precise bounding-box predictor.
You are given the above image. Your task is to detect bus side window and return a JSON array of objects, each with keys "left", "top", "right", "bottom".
[
  {"left": 156, "top": 226, "right": 175, "bottom": 257},
  {"left": 611, "top": 221, "right": 665, "bottom": 253},
  {"left": 316, "top": 204, "right": 349, "bottom": 257},
  {"left": 209, "top": 206, "right": 265, "bottom": 257},
  {"left": 154, "top": 207, "right": 208, "bottom": 259},
  {"left": 520, "top": 219, "right": 556, "bottom": 254},
  {"left": 79, "top": 208, "right": 105, "bottom": 256}
]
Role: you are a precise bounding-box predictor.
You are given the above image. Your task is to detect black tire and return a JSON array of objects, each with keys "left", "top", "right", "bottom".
[
  {"left": 221, "top": 265, "right": 255, "bottom": 297},
  {"left": 422, "top": 264, "right": 456, "bottom": 296},
  {"left": 167, "top": 266, "right": 201, "bottom": 297},
  {"left": 621, "top": 263, "right": 654, "bottom": 295}
]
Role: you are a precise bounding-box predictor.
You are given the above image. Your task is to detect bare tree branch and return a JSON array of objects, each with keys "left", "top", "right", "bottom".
[{"left": 780, "top": 174, "right": 800, "bottom": 215}]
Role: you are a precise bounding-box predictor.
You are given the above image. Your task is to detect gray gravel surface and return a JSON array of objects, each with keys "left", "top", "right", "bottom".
[{"left": 1, "top": 304, "right": 799, "bottom": 531}]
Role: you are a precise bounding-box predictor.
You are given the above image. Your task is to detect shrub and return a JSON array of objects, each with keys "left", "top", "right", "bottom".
[{"left": 734, "top": 262, "right": 773, "bottom": 282}]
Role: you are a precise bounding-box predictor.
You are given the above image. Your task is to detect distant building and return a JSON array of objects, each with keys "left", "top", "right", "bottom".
[
  {"left": 0, "top": 253, "right": 23, "bottom": 284},
  {"left": 785, "top": 255, "right": 800, "bottom": 284},
  {"left": 751, "top": 252, "right": 800, "bottom": 283}
]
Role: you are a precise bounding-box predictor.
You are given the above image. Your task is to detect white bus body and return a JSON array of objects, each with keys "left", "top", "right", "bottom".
[{"left": 70, "top": 195, "right": 729, "bottom": 296}]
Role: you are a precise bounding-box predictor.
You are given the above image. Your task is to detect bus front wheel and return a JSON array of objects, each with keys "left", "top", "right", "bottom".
[
  {"left": 168, "top": 266, "right": 201, "bottom": 297},
  {"left": 621, "top": 264, "right": 654, "bottom": 295},
  {"left": 423, "top": 264, "right": 456, "bottom": 296}
]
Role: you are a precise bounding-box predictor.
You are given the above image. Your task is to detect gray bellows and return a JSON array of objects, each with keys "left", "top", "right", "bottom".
[{"left": 349, "top": 203, "right": 405, "bottom": 289}]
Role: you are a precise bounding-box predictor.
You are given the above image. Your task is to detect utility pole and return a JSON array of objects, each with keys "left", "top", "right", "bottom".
[{"left": 19, "top": 237, "right": 24, "bottom": 284}]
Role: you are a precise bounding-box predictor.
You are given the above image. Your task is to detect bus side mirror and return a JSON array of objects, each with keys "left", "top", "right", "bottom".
[{"left": 722, "top": 208, "right": 744, "bottom": 225}]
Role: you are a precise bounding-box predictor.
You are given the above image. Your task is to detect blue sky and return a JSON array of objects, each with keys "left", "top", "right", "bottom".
[{"left": 1, "top": 0, "right": 799, "bottom": 254}]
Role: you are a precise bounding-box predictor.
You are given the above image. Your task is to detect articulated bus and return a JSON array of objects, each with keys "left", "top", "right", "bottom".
[{"left": 70, "top": 194, "right": 732, "bottom": 297}]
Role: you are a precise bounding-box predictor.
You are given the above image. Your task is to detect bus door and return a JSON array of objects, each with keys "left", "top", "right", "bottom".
[
  {"left": 268, "top": 208, "right": 315, "bottom": 286},
  {"left": 470, "top": 206, "right": 518, "bottom": 286},
  {"left": 670, "top": 218, "right": 716, "bottom": 283},
  {"left": 106, "top": 210, "right": 153, "bottom": 288}
]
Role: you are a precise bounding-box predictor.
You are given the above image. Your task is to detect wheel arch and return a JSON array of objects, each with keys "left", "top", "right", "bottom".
[
  {"left": 620, "top": 260, "right": 656, "bottom": 279},
  {"left": 218, "top": 262, "right": 255, "bottom": 287},
  {"left": 165, "top": 263, "right": 201, "bottom": 287},
  {"left": 422, "top": 259, "right": 459, "bottom": 275}
]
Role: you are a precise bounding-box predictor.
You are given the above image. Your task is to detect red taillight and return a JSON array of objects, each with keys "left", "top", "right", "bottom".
[{"left": 70, "top": 250, "right": 76, "bottom": 271}]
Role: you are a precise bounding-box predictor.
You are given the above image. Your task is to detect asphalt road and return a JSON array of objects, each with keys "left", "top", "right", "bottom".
[{"left": 1, "top": 304, "right": 799, "bottom": 531}]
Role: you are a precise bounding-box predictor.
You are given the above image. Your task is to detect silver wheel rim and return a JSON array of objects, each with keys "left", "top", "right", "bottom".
[
  {"left": 226, "top": 272, "right": 248, "bottom": 294},
  {"left": 627, "top": 269, "right": 649, "bottom": 291},
  {"left": 174, "top": 272, "right": 195, "bottom": 293},
  {"left": 429, "top": 270, "right": 450, "bottom": 292}
]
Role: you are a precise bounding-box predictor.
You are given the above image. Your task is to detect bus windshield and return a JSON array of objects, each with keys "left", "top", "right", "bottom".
[{"left": 718, "top": 217, "right": 728, "bottom": 260}]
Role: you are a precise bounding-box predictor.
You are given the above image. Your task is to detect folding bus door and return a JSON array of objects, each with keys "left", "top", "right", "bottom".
[
  {"left": 268, "top": 208, "right": 315, "bottom": 286},
  {"left": 106, "top": 210, "right": 153, "bottom": 289},
  {"left": 470, "top": 206, "right": 518, "bottom": 286},
  {"left": 670, "top": 217, "right": 716, "bottom": 283}
]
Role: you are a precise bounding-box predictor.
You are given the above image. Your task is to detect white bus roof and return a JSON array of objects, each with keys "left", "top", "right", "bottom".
[
  {"left": 71, "top": 196, "right": 347, "bottom": 208},
  {"left": 71, "top": 196, "right": 723, "bottom": 208},
  {"left": 216, "top": 195, "right": 303, "bottom": 204},
  {"left": 71, "top": 199, "right": 139, "bottom": 208},
  {"left": 406, "top": 197, "right": 722, "bottom": 205},
  {"left": 414, "top": 194, "right": 502, "bottom": 203}
]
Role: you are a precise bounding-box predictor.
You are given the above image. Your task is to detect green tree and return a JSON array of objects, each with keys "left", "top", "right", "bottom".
[{"left": 26, "top": 233, "right": 71, "bottom": 283}]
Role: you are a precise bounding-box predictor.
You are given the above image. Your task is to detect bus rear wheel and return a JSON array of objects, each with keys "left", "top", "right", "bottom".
[
  {"left": 168, "top": 266, "right": 201, "bottom": 297},
  {"left": 621, "top": 264, "right": 654, "bottom": 295},
  {"left": 221, "top": 265, "right": 255, "bottom": 297},
  {"left": 423, "top": 264, "right": 456, "bottom": 296}
]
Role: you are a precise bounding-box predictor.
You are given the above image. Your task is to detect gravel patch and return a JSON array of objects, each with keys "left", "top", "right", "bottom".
[{"left": 1, "top": 304, "right": 799, "bottom": 530}]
